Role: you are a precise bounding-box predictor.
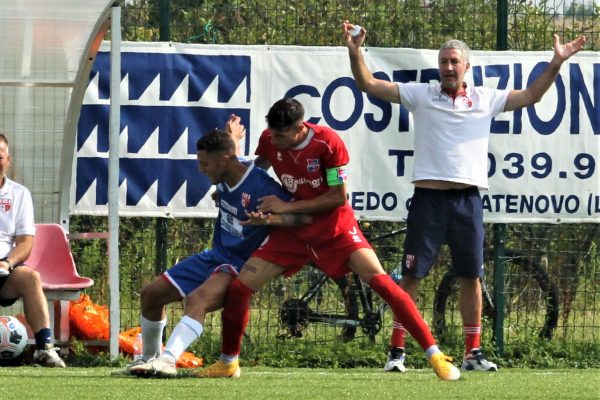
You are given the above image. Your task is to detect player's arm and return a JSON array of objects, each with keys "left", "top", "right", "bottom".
[
  {"left": 224, "top": 114, "right": 246, "bottom": 156},
  {"left": 256, "top": 166, "right": 348, "bottom": 215},
  {"left": 504, "top": 34, "right": 585, "bottom": 112},
  {"left": 343, "top": 21, "right": 401, "bottom": 104},
  {"left": 254, "top": 155, "right": 271, "bottom": 171},
  {"left": 242, "top": 211, "right": 313, "bottom": 227}
]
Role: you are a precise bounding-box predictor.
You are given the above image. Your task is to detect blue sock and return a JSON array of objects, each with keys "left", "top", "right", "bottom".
[{"left": 34, "top": 328, "right": 52, "bottom": 350}]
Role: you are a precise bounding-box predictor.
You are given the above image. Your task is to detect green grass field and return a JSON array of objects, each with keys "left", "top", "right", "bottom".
[{"left": 0, "top": 367, "right": 598, "bottom": 399}]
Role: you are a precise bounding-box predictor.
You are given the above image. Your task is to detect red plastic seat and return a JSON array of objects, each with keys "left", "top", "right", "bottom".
[{"left": 25, "top": 223, "right": 94, "bottom": 291}]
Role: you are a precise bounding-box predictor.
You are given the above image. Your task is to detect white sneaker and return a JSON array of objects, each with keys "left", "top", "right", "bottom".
[
  {"left": 130, "top": 357, "right": 177, "bottom": 378},
  {"left": 461, "top": 348, "right": 498, "bottom": 371},
  {"left": 111, "top": 358, "right": 152, "bottom": 376},
  {"left": 383, "top": 347, "right": 406, "bottom": 372},
  {"left": 33, "top": 344, "right": 66, "bottom": 368}
]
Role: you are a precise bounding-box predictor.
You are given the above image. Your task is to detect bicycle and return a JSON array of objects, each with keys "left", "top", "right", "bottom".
[
  {"left": 433, "top": 247, "right": 559, "bottom": 340},
  {"left": 277, "top": 223, "right": 559, "bottom": 342},
  {"left": 277, "top": 225, "right": 405, "bottom": 342}
]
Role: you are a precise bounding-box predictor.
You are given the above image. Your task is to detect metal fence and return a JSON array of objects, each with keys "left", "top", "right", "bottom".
[{"left": 68, "top": 0, "right": 600, "bottom": 362}]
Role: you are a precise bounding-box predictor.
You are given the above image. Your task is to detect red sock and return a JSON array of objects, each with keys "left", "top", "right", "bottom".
[
  {"left": 390, "top": 319, "right": 406, "bottom": 349},
  {"left": 221, "top": 279, "right": 254, "bottom": 356},
  {"left": 369, "top": 274, "right": 435, "bottom": 350},
  {"left": 464, "top": 324, "right": 481, "bottom": 354}
]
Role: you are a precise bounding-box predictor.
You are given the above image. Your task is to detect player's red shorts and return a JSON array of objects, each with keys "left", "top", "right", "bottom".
[{"left": 251, "top": 222, "right": 372, "bottom": 279}]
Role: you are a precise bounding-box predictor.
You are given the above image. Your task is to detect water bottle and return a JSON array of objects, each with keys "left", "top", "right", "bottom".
[{"left": 390, "top": 262, "right": 403, "bottom": 284}]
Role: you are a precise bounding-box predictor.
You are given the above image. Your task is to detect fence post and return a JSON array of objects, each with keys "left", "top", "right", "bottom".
[
  {"left": 155, "top": 218, "right": 169, "bottom": 275},
  {"left": 491, "top": 0, "right": 509, "bottom": 358},
  {"left": 155, "top": 0, "right": 170, "bottom": 277},
  {"left": 497, "top": 0, "right": 508, "bottom": 50},
  {"left": 159, "top": 0, "right": 170, "bottom": 42},
  {"left": 492, "top": 223, "right": 507, "bottom": 355}
]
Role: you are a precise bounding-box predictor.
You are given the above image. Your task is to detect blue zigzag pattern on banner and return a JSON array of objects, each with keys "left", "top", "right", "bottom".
[{"left": 76, "top": 52, "right": 251, "bottom": 207}]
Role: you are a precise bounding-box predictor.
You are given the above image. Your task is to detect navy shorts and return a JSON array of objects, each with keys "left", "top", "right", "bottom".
[
  {"left": 401, "top": 187, "right": 484, "bottom": 279},
  {"left": 163, "top": 250, "right": 240, "bottom": 298},
  {"left": 0, "top": 275, "right": 18, "bottom": 306}
]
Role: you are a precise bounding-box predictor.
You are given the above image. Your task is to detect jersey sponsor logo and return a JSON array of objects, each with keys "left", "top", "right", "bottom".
[
  {"left": 221, "top": 212, "right": 244, "bottom": 238},
  {"left": 281, "top": 174, "right": 324, "bottom": 193},
  {"left": 0, "top": 199, "right": 11, "bottom": 212},
  {"left": 241, "top": 192, "right": 251, "bottom": 208},
  {"left": 306, "top": 159, "right": 320, "bottom": 172},
  {"left": 220, "top": 199, "right": 238, "bottom": 215}
]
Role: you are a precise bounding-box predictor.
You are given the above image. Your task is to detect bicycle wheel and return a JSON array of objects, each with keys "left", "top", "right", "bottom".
[
  {"left": 433, "top": 249, "right": 558, "bottom": 340},
  {"left": 432, "top": 270, "right": 496, "bottom": 340},
  {"left": 497, "top": 249, "right": 559, "bottom": 340},
  {"left": 278, "top": 269, "right": 360, "bottom": 341}
]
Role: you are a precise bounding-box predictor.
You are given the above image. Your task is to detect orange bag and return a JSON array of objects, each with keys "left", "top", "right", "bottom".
[
  {"left": 118, "top": 326, "right": 203, "bottom": 368},
  {"left": 176, "top": 351, "right": 203, "bottom": 368},
  {"left": 119, "top": 327, "right": 142, "bottom": 356},
  {"left": 69, "top": 294, "right": 110, "bottom": 340}
]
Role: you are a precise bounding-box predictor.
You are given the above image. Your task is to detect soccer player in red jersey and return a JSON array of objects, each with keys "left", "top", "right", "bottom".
[{"left": 197, "top": 99, "right": 460, "bottom": 381}]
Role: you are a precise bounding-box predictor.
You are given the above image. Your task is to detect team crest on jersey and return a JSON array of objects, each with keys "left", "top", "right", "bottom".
[
  {"left": 306, "top": 159, "right": 320, "bottom": 172},
  {"left": 0, "top": 199, "right": 11, "bottom": 212},
  {"left": 336, "top": 167, "right": 347, "bottom": 183},
  {"left": 462, "top": 95, "right": 473, "bottom": 108},
  {"left": 277, "top": 152, "right": 282, "bottom": 161},
  {"left": 241, "top": 192, "right": 251, "bottom": 208},
  {"left": 405, "top": 254, "right": 415, "bottom": 269}
]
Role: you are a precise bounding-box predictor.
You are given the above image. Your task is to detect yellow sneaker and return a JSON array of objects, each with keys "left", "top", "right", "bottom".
[
  {"left": 195, "top": 359, "right": 241, "bottom": 378},
  {"left": 429, "top": 353, "right": 461, "bottom": 381}
]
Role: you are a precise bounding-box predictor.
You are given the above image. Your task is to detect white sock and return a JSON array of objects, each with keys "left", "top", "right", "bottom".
[
  {"left": 425, "top": 345, "right": 442, "bottom": 360},
  {"left": 161, "top": 315, "right": 203, "bottom": 363},
  {"left": 141, "top": 315, "right": 166, "bottom": 361},
  {"left": 220, "top": 353, "right": 239, "bottom": 364}
]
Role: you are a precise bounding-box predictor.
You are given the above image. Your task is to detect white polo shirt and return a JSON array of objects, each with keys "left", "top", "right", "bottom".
[
  {"left": 398, "top": 82, "right": 509, "bottom": 188},
  {"left": 0, "top": 177, "right": 35, "bottom": 259}
]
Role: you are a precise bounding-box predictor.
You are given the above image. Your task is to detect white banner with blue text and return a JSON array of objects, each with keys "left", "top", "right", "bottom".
[{"left": 73, "top": 42, "right": 600, "bottom": 222}]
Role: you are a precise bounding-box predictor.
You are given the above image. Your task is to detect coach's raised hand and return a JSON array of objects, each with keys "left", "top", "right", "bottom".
[
  {"left": 343, "top": 20, "right": 365, "bottom": 52},
  {"left": 552, "top": 33, "right": 586, "bottom": 64}
]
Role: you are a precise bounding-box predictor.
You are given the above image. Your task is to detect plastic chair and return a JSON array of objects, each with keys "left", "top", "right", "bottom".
[
  {"left": 25, "top": 223, "right": 94, "bottom": 293},
  {"left": 24, "top": 223, "right": 94, "bottom": 342}
]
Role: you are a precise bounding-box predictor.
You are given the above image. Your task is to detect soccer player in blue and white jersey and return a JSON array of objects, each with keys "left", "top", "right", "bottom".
[{"left": 114, "top": 127, "right": 311, "bottom": 377}]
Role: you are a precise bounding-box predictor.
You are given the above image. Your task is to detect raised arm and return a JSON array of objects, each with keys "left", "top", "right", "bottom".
[
  {"left": 504, "top": 34, "right": 586, "bottom": 112},
  {"left": 224, "top": 114, "right": 246, "bottom": 156},
  {"left": 343, "top": 21, "right": 402, "bottom": 104}
]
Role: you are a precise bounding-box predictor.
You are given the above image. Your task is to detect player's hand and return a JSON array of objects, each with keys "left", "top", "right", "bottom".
[
  {"left": 0, "top": 261, "right": 9, "bottom": 276},
  {"left": 225, "top": 114, "right": 246, "bottom": 143},
  {"left": 241, "top": 211, "right": 271, "bottom": 226},
  {"left": 257, "top": 195, "right": 289, "bottom": 214},
  {"left": 343, "top": 20, "right": 365, "bottom": 51},
  {"left": 553, "top": 34, "right": 586, "bottom": 63}
]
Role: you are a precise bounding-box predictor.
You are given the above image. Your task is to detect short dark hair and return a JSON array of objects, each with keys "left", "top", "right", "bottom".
[
  {"left": 265, "top": 98, "right": 304, "bottom": 130},
  {"left": 196, "top": 129, "right": 235, "bottom": 154}
]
